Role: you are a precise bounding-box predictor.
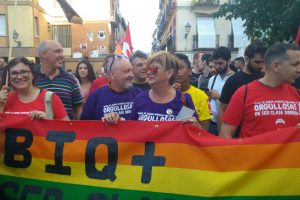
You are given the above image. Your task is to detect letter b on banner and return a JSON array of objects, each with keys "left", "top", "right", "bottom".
[{"left": 4, "top": 128, "right": 33, "bottom": 168}]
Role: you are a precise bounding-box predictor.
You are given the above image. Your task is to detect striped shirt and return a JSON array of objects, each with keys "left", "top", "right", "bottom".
[{"left": 34, "top": 66, "right": 83, "bottom": 119}]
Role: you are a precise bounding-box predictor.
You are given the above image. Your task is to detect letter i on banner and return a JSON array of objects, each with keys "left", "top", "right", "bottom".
[{"left": 122, "top": 23, "right": 133, "bottom": 58}]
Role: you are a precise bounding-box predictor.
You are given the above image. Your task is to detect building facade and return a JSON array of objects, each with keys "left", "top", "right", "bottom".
[
  {"left": 153, "top": 0, "right": 249, "bottom": 59},
  {"left": 0, "top": 0, "right": 125, "bottom": 72}
]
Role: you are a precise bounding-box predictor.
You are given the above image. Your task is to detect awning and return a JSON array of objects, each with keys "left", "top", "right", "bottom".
[
  {"left": 231, "top": 18, "right": 249, "bottom": 48},
  {"left": 196, "top": 17, "right": 216, "bottom": 48}
]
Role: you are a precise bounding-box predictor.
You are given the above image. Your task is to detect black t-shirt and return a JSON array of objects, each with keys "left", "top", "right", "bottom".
[
  {"left": 219, "top": 71, "right": 262, "bottom": 104},
  {"left": 189, "top": 72, "right": 201, "bottom": 88},
  {"left": 292, "top": 77, "right": 300, "bottom": 89},
  {"left": 133, "top": 82, "right": 150, "bottom": 91}
]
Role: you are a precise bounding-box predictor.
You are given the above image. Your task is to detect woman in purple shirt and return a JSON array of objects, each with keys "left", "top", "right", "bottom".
[{"left": 104, "top": 51, "right": 200, "bottom": 127}]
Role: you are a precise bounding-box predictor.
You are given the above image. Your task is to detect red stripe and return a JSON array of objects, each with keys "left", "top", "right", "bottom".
[{"left": 1, "top": 114, "right": 300, "bottom": 147}]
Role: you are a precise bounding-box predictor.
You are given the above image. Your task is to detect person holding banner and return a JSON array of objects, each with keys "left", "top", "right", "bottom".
[
  {"left": 0, "top": 57, "right": 69, "bottom": 120},
  {"left": 35, "top": 40, "right": 83, "bottom": 120},
  {"left": 103, "top": 51, "right": 200, "bottom": 127},
  {"left": 81, "top": 54, "right": 142, "bottom": 122},
  {"left": 220, "top": 43, "right": 300, "bottom": 138},
  {"left": 173, "top": 53, "right": 212, "bottom": 131}
]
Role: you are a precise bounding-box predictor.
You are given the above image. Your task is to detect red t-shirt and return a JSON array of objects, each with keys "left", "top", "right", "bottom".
[
  {"left": 223, "top": 80, "right": 300, "bottom": 138},
  {"left": 88, "top": 76, "right": 109, "bottom": 96},
  {"left": 4, "top": 89, "right": 67, "bottom": 119}
]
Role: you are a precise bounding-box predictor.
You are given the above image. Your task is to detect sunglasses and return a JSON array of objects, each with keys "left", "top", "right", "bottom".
[
  {"left": 148, "top": 66, "right": 159, "bottom": 74},
  {"left": 107, "top": 54, "right": 129, "bottom": 72}
]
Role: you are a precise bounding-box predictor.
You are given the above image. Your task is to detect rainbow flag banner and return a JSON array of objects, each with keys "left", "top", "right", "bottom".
[{"left": 1, "top": 114, "right": 300, "bottom": 200}]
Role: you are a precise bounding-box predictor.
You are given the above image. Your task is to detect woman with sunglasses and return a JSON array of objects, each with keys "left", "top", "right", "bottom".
[
  {"left": 103, "top": 52, "right": 200, "bottom": 127},
  {"left": 0, "top": 57, "right": 69, "bottom": 120}
]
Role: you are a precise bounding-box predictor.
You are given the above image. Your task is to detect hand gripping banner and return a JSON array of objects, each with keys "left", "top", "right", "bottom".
[{"left": 1, "top": 114, "right": 300, "bottom": 200}]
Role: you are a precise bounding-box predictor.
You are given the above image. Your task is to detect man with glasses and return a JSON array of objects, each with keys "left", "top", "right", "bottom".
[
  {"left": 80, "top": 55, "right": 142, "bottom": 121},
  {"left": 129, "top": 50, "right": 150, "bottom": 90},
  {"left": 217, "top": 42, "right": 267, "bottom": 136},
  {"left": 207, "top": 46, "right": 234, "bottom": 135},
  {"left": 34, "top": 40, "right": 83, "bottom": 120}
]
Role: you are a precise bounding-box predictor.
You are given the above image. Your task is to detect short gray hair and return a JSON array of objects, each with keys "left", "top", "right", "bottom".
[
  {"left": 264, "top": 43, "right": 300, "bottom": 68},
  {"left": 38, "top": 40, "right": 50, "bottom": 57}
]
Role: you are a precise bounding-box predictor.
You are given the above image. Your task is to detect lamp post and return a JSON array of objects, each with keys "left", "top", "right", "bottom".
[{"left": 185, "top": 23, "right": 191, "bottom": 51}]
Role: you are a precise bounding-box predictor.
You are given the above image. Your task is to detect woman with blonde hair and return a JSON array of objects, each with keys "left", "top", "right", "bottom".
[{"left": 103, "top": 51, "right": 200, "bottom": 127}]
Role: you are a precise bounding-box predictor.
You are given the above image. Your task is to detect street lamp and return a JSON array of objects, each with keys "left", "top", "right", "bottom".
[
  {"left": 185, "top": 23, "right": 191, "bottom": 51},
  {"left": 185, "top": 23, "right": 191, "bottom": 39}
]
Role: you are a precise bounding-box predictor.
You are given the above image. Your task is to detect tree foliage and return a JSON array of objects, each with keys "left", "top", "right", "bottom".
[{"left": 213, "top": 0, "right": 300, "bottom": 45}]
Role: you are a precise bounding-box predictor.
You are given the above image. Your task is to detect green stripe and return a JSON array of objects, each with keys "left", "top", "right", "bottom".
[{"left": 1, "top": 175, "right": 300, "bottom": 200}]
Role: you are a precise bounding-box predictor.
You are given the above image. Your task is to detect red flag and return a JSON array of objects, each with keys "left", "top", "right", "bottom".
[
  {"left": 122, "top": 23, "right": 133, "bottom": 58},
  {"left": 114, "top": 38, "right": 122, "bottom": 55},
  {"left": 295, "top": 26, "right": 300, "bottom": 45}
]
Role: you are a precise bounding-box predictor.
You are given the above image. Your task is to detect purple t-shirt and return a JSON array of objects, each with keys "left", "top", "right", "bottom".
[
  {"left": 80, "top": 85, "right": 142, "bottom": 120},
  {"left": 130, "top": 90, "right": 198, "bottom": 121}
]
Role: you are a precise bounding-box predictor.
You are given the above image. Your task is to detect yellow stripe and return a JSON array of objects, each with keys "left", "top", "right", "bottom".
[{"left": 1, "top": 157, "right": 300, "bottom": 197}]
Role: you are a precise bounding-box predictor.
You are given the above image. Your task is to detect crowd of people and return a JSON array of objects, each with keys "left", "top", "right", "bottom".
[{"left": 0, "top": 39, "right": 300, "bottom": 139}]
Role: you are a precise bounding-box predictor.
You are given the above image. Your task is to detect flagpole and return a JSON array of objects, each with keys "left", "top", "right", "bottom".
[
  {"left": 6, "top": 0, "right": 18, "bottom": 86},
  {"left": 8, "top": 0, "right": 18, "bottom": 61}
]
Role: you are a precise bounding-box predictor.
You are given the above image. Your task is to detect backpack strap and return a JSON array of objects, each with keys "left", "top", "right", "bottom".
[
  {"left": 243, "top": 84, "right": 248, "bottom": 103},
  {"left": 45, "top": 90, "right": 54, "bottom": 119},
  {"left": 210, "top": 74, "right": 218, "bottom": 90}
]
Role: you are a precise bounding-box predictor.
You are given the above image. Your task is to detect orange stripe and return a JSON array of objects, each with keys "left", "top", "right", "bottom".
[{"left": 25, "top": 136, "right": 300, "bottom": 171}]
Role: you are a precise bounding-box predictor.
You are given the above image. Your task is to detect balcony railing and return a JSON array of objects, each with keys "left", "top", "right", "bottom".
[
  {"left": 192, "top": 0, "right": 220, "bottom": 7},
  {"left": 192, "top": 34, "right": 219, "bottom": 50}
]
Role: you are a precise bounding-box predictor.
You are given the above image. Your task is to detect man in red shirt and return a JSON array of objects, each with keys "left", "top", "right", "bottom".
[
  {"left": 88, "top": 54, "right": 113, "bottom": 95},
  {"left": 220, "top": 43, "right": 300, "bottom": 138}
]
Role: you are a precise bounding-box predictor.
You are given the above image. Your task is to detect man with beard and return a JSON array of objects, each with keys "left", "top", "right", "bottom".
[
  {"left": 207, "top": 46, "right": 234, "bottom": 135},
  {"left": 220, "top": 43, "right": 300, "bottom": 138},
  {"left": 217, "top": 42, "right": 267, "bottom": 135},
  {"left": 80, "top": 55, "right": 142, "bottom": 121}
]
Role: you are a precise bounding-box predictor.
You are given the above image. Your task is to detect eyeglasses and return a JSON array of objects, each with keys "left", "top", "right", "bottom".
[
  {"left": 107, "top": 54, "right": 129, "bottom": 72},
  {"left": 148, "top": 66, "right": 159, "bottom": 74},
  {"left": 10, "top": 70, "right": 31, "bottom": 78}
]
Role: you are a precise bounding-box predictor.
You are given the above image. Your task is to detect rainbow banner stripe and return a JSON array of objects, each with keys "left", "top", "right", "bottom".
[{"left": 1, "top": 114, "right": 300, "bottom": 200}]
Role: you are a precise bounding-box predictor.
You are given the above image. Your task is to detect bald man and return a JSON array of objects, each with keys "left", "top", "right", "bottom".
[
  {"left": 80, "top": 55, "right": 142, "bottom": 120},
  {"left": 34, "top": 40, "right": 83, "bottom": 120}
]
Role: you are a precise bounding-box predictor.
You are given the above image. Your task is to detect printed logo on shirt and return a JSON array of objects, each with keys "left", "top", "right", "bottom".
[
  {"left": 253, "top": 100, "right": 299, "bottom": 117},
  {"left": 103, "top": 102, "right": 133, "bottom": 115},
  {"left": 5, "top": 111, "right": 31, "bottom": 115},
  {"left": 137, "top": 112, "right": 176, "bottom": 121}
]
